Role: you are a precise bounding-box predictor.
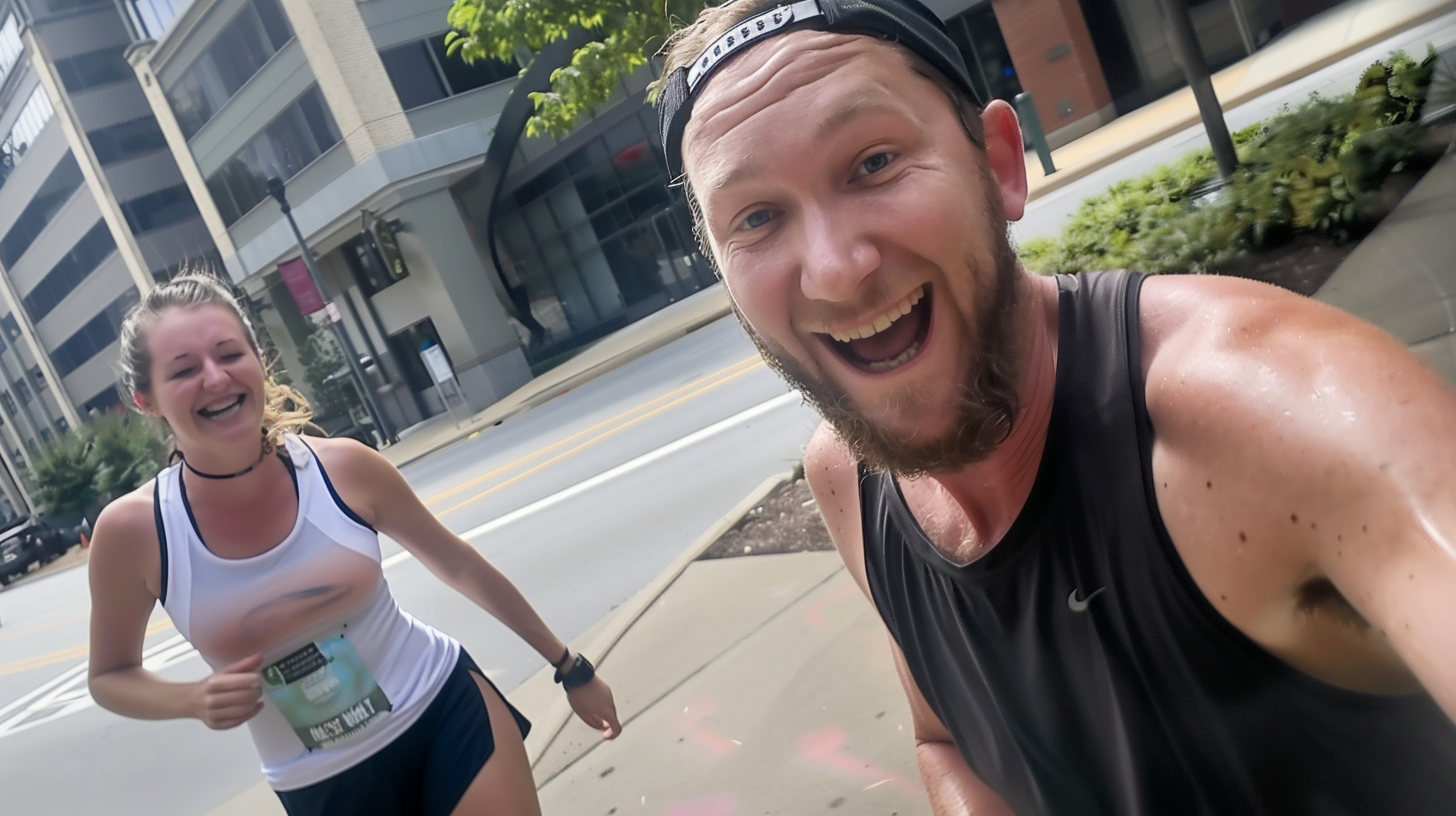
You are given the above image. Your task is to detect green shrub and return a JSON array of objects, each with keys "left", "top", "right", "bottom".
[
  {"left": 31, "top": 412, "right": 167, "bottom": 522},
  {"left": 1022, "top": 48, "right": 1440, "bottom": 275}
]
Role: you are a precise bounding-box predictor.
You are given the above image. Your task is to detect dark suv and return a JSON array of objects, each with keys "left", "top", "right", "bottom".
[{"left": 0, "top": 518, "right": 75, "bottom": 587}]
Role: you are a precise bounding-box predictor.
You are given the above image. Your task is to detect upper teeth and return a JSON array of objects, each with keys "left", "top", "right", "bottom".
[
  {"left": 204, "top": 397, "right": 240, "bottom": 413},
  {"left": 828, "top": 287, "right": 924, "bottom": 343}
]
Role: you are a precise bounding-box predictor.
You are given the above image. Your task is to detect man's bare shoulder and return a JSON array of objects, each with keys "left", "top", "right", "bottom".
[
  {"left": 1136, "top": 273, "right": 1425, "bottom": 432},
  {"left": 805, "top": 422, "right": 872, "bottom": 590}
]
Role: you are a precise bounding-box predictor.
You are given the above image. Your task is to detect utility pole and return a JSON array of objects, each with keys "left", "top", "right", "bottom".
[
  {"left": 1156, "top": 0, "right": 1239, "bottom": 179},
  {"left": 266, "top": 177, "right": 397, "bottom": 446}
]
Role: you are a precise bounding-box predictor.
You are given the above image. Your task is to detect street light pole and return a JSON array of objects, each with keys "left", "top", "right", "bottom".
[
  {"left": 266, "top": 177, "right": 397, "bottom": 446},
  {"left": 1156, "top": 0, "right": 1240, "bottom": 180}
]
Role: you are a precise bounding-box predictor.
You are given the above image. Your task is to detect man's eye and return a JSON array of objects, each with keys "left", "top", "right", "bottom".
[
  {"left": 738, "top": 209, "right": 776, "bottom": 231},
  {"left": 858, "top": 152, "right": 894, "bottom": 176}
]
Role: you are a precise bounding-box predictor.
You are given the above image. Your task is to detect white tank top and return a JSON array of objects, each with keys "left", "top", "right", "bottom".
[{"left": 154, "top": 434, "right": 457, "bottom": 790}]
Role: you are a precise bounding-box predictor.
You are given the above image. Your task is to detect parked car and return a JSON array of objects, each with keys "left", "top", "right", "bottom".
[{"left": 0, "top": 517, "right": 78, "bottom": 587}]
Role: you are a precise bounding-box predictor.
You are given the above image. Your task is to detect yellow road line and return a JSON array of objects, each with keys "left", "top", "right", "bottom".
[
  {"left": 0, "top": 618, "right": 174, "bottom": 677},
  {"left": 437, "top": 360, "right": 766, "bottom": 518},
  {"left": 424, "top": 354, "right": 763, "bottom": 506}
]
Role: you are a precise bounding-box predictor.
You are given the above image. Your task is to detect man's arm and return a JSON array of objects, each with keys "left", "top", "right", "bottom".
[
  {"left": 1142, "top": 275, "right": 1456, "bottom": 714},
  {"left": 805, "top": 423, "right": 1016, "bottom": 814}
]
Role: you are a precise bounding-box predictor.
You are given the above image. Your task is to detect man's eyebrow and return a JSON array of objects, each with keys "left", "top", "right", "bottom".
[
  {"left": 706, "top": 95, "right": 900, "bottom": 194},
  {"left": 815, "top": 95, "right": 900, "bottom": 141}
]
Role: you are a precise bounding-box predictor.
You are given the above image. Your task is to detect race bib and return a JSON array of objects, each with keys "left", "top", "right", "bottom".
[{"left": 261, "top": 635, "right": 392, "bottom": 752}]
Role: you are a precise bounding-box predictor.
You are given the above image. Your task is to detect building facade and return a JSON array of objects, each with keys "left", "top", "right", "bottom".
[{"left": 0, "top": 0, "right": 215, "bottom": 522}]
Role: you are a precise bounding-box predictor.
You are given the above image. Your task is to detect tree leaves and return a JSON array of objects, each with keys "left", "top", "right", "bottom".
[{"left": 445, "top": 0, "right": 705, "bottom": 137}]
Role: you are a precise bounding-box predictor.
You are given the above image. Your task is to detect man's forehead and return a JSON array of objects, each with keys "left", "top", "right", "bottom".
[{"left": 684, "top": 31, "right": 918, "bottom": 182}]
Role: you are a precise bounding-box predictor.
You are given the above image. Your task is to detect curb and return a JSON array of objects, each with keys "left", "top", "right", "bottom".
[
  {"left": 1027, "top": 1, "right": 1456, "bottom": 203},
  {"left": 521, "top": 468, "right": 798, "bottom": 768}
]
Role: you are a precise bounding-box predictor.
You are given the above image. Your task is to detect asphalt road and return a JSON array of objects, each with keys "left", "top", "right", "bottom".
[{"left": 0, "top": 316, "right": 819, "bottom": 816}]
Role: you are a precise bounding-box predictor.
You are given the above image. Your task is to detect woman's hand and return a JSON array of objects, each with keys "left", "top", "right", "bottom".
[
  {"left": 567, "top": 675, "right": 622, "bottom": 739},
  {"left": 193, "top": 654, "right": 266, "bottom": 730}
]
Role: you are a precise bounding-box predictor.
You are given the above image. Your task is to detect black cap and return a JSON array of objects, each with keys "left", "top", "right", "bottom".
[{"left": 656, "top": 0, "right": 981, "bottom": 181}]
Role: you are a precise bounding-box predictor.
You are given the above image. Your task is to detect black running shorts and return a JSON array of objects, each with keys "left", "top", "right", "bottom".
[{"left": 275, "top": 649, "right": 532, "bottom": 816}]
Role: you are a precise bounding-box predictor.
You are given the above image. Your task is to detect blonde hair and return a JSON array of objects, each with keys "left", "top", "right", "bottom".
[{"left": 119, "top": 270, "right": 315, "bottom": 454}]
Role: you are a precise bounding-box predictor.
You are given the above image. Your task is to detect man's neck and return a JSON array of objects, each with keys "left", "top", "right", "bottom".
[{"left": 912, "top": 272, "right": 1060, "bottom": 550}]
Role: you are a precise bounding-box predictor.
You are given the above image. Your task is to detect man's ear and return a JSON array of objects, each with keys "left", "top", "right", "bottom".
[{"left": 979, "top": 100, "right": 1028, "bottom": 222}]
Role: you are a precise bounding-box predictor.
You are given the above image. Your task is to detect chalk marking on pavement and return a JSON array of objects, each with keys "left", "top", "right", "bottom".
[
  {"left": 424, "top": 355, "right": 763, "bottom": 506},
  {"left": 436, "top": 362, "right": 770, "bottom": 517}
]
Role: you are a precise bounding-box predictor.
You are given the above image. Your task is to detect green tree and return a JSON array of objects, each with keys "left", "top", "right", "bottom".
[
  {"left": 90, "top": 412, "right": 167, "bottom": 500},
  {"left": 32, "top": 430, "right": 101, "bottom": 520},
  {"left": 445, "top": 0, "right": 702, "bottom": 138},
  {"left": 31, "top": 412, "right": 168, "bottom": 522}
]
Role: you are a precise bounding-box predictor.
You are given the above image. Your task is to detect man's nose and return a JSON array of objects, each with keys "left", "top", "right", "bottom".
[{"left": 798, "top": 205, "right": 879, "bottom": 303}]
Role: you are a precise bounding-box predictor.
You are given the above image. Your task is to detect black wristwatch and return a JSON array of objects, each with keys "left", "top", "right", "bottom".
[{"left": 553, "top": 653, "right": 596, "bottom": 691}]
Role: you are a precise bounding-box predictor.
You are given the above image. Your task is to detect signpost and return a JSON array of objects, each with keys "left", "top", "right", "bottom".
[{"left": 419, "top": 342, "right": 473, "bottom": 429}]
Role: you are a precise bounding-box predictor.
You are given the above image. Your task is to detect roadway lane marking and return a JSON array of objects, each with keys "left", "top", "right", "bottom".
[
  {"left": 0, "top": 632, "right": 196, "bottom": 739},
  {"left": 424, "top": 355, "right": 763, "bottom": 506},
  {"left": 0, "top": 618, "right": 175, "bottom": 677},
  {"left": 381, "top": 390, "right": 804, "bottom": 574},
  {"left": 436, "top": 361, "right": 768, "bottom": 517}
]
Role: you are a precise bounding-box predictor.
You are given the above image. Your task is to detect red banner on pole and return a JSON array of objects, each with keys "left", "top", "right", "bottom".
[{"left": 279, "top": 257, "right": 324, "bottom": 315}]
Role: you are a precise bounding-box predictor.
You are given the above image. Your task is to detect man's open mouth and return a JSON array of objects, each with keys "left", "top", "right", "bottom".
[
  {"left": 819, "top": 285, "right": 932, "bottom": 373},
  {"left": 198, "top": 395, "right": 245, "bottom": 420}
]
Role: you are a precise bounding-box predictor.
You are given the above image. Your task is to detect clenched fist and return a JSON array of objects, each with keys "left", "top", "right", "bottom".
[{"left": 194, "top": 654, "right": 265, "bottom": 730}]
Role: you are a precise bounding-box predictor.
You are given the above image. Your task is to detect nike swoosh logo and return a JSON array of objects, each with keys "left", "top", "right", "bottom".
[{"left": 1067, "top": 586, "right": 1106, "bottom": 613}]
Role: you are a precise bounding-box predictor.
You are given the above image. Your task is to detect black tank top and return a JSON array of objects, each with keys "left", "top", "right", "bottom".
[{"left": 861, "top": 269, "right": 1456, "bottom": 815}]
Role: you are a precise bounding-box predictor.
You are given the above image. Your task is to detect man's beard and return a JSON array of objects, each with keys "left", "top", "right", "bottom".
[{"left": 740, "top": 230, "right": 1025, "bottom": 476}]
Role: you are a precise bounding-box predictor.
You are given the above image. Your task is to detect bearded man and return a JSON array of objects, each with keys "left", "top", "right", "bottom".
[{"left": 655, "top": 1, "right": 1456, "bottom": 813}]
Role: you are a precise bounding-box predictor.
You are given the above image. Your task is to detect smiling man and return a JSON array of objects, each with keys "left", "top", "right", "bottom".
[{"left": 656, "top": 1, "right": 1456, "bottom": 813}]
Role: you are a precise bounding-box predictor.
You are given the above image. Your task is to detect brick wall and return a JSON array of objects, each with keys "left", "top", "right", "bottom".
[{"left": 990, "top": 0, "right": 1111, "bottom": 135}]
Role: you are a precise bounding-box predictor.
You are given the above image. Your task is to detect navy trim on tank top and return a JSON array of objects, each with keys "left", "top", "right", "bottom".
[
  {"left": 297, "top": 438, "right": 376, "bottom": 532},
  {"left": 153, "top": 479, "right": 168, "bottom": 606}
]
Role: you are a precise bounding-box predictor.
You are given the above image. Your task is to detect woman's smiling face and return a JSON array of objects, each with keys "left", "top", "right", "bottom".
[{"left": 138, "top": 303, "right": 267, "bottom": 455}]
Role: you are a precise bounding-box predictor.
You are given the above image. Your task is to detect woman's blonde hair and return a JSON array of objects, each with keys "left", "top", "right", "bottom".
[{"left": 118, "top": 270, "right": 314, "bottom": 454}]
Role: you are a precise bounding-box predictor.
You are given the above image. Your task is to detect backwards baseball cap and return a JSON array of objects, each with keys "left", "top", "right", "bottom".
[{"left": 655, "top": 0, "right": 981, "bottom": 181}]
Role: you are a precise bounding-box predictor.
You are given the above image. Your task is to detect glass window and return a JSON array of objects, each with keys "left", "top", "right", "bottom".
[
  {"left": 0, "top": 88, "right": 56, "bottom": 192},
  {"left": 11, "top": 376, "right": 29, "bottom": 404},
  {"left": 88, "top": 116, "right": 169, "bottom": 165},
  {"left": 123, "top": 0, "right": 188, "bottom": 40},
  {"left": 380, "top": 33, "right": 515, "bottom": 111},
  {"left": 0, "top": 14, "right": 23, "bottom": 85},
  {"left": 82, "top": 386, "right": 122, "bottom": 415},
  {"left": 122, "top": 184, "right": 198, "bottom": 234},
  {"left": 54, "top": 46, "right": 133, "bottom": 93},
  {"left": 52, "top": 290, "right": 139, "bottom": 377},
  {"left": 23, "top": 221, "right": 115, "bottom": 322},
  {"left": 0, "top": 154, "right": 84, "bottom": 268},
  {"left": 165, "top": 0, "right": 295, "bottom": 139},
  {"left": 205, "top": 85, "right": 341, "bottom": 225},
  {"left": 1, "top": 314, "right": 19, "bottom": 343},
  {"left": 380, "top": 41, "right": 447, "bottom": 110},
  {"left": 426, "top": 35, "right": 515, "bottom": 95},
  {"left": 30, "top": 367, "right": 46, "bottom": 392}
]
